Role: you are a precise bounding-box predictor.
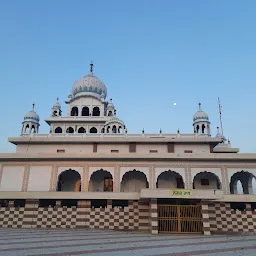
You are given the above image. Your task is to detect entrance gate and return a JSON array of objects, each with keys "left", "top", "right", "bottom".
[{"left": 158, "top": 205, "right": 202, "bottom": 233}]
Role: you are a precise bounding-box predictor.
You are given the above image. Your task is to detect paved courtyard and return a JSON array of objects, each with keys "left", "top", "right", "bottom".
[{"left": 0, "top": 228, "right": 255, "bottom": 256}]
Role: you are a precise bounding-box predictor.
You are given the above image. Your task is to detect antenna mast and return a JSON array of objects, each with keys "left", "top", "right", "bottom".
[{"left": 218, "top": 97, "right": 224, "bottom": 136}]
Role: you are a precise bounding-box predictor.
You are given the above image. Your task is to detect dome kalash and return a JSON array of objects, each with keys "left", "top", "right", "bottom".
[{"left": 71, "top": 63, "right": 107, "bottom": 100}]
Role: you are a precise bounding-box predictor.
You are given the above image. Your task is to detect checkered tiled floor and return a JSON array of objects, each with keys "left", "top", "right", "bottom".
[{"left": 0, "top": 228, "right": 255, "bottom": 256}]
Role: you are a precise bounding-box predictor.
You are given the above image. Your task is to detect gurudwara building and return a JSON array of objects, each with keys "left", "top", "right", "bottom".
[{"left": 0, "top": 63, "right": 255, "bottom": 235}]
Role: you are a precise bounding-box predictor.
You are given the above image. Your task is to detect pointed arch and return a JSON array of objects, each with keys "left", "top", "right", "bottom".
[
  {"left": 112, "top": 125, "right": 117, "bottom": 133},
  {"left": 70, "top": 106, "right": 78, "bottom": 116},
  {"left": 92, "top": 107, "right": 100, "bottom": 116},
  {"left": 90, "top": 127, "right": 97, "bottom": 133},
  {"left": 66, "top": 127, "right": 74, "bottom": 133},
  {"left": 78, "top": 127, "right": 86, "bottom": 133},
  {"left": 89, "top": 169, "right": 113, "bottom": 192},
  {"left": 25, "top": 124, "right": 30, "bottom": 133},
  {"left": 82, "top": 106, "right": 89, "bottom": 116},
  {"left": 55, "top": 127, "right": 62, "bottom": 133},
  {"left": 57, "top": 169, "right": 81, "bottom": 192},
  {"left": 230, "top": 171, "right": 256, "bottom": 194},
  {"left": 120, "top": 169, "right": 149, "bottom": 192},
  {"left": 193, "top": 171, "right": 221, "bottom": 189},
  {"left": 156, "top": 170, "right": 184, "bottom": 189}
]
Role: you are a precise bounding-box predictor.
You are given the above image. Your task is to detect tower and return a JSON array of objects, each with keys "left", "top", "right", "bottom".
[
  {"left": 51, "top": 98, "right": 62, "bottom": 117},
  {"left": 21, "top": 104, "right": 40, "bottom": 135},
  {"left": 193, "top": 103, "right": 211, "bottom": 135}
]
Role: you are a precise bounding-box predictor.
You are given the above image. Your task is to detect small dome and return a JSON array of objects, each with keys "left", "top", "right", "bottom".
[
  {"left": 107, "top": 98, "right": 114, "bottom": 109},
  {"left": 71, "top": 63, "right": 107, "bottom": 100},
  {"left": 24, "top": 104, "right": 39, "bottom": 123},
  {"left": 52, "top": 98, "right": 61, "bottom": 109},
  {"left": 193, "top": 103, "right": 209, "bottom": 123},
  {"left": 105, "top": 116, "right": 125, "bottom": 126}
]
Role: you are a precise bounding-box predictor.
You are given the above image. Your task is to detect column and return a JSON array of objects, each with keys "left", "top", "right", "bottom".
[
  {"left": 185, "top": 166, "right": 193, "bottom": 189},
  {"left": 149, "top": 166, "right": 156, "bottom": 189},
  {"left": 49, "top": 165, "right": 58, "bottom": 191},
  {"left": 221, "top": 166, "right": 229, "bottom": 194},
  {"left": 114, "top": 165, "right": 120, "bottom": 192},
  {"left": 82, "top": 165, "right": 89, "bottom": 192}
]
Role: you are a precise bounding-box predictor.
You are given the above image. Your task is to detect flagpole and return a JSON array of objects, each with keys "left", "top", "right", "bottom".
[{"left": 218, "top": 97, "right": 224, "bottom": 137}]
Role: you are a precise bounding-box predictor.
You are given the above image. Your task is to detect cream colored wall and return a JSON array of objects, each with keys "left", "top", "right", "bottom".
[
  {"left": 175, "top": 144, "right": 210, "bottom": 154},
  {"left": 136, "top": 144, "right": 167, "bottom": 154},
  {"left": 27, "top": 166, "right": 52, "bottom": 191},
  {"left": 97, "top": 144, "right": 128, "bottom": 154},
  {"left": 0, "top": 166, "right": 24, "bottom": 191},
  {"left": 16, "top": 144, "right": 93, "bottom": 154}
]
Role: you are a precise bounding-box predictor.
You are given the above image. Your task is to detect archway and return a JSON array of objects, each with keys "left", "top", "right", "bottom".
[
  {"left": 193, "top": 171, "right": 221, "bottom": 189},
  {"left": 31, "top": 125, "right": 36, "bottom": 133},
  {"left": 157, "top": 170, "right": 184, "bottom": 189},
  {"left": 66, "top": 127, "right": 74, "bottom": 133},
  {"left": 89, "top": 169, "right": 113, "bottom": 192},
  {"left": 90, "top": 127, "right": 97, "bottom": 133},
  {"left": 55, "top": 127, "right": 62, "bottom": 133},
  {"left": 112, "top": 125, "right": 117, "bottom": 133},
  {"left": 78, "top": 127, "right": 86, "bottom": 133},
  {"left": 25, "top": 124, "right": 30, "bottom": 133},
  {"left": 230, "top": 171, "right": 256, "bottom": 194},
  {"left": 57, "top": 169, "right": 81, "bottom": 191},
  {"left": 82, "top": 106, "right": 89, "bottom": 116},
  {"left": 120, "top": 170, "right": 149, "bottom": 192},
  {"left": 70, "top": 107, "right": 78, "bottom": 116},
  {"left": 92, "top": 107, "right": 100, "bottom": 116}
]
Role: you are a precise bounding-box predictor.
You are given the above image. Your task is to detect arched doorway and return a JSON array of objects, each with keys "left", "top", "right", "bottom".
[
  {"left": 120, "top": 170, "right": 148, "bottom": 192},
  {"left": 193, "top": 171, "right": 221, "bottom": 189},
  {"left": 57, "top": 169, "right": 81, "bottom": 191},
  {"left": 89, "top": 169, "right": 113, "bottom": 192},
  {"left": 230, "top": 171, "right": 256, "bottom": 194},
  {"left": 157, "top": 170, "right": 184, "bottom": 189}
]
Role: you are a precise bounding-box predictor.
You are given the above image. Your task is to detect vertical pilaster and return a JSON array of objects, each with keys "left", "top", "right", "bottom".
[
  {"left": 222, "top": 166, "right": 229, "bottom": 194},
  {"left": 49, "top": 165, "right": 58, "bottom": 191},
  {"left": 150, "top": 198, "right": 158, "bottom": 234},
  {"left": 22, "top": 165, "right": 30, "bottom": 192},
  {"left": 82, "top": 165, "right": 89, "bottom": 192},
  {"left": 185, "top": 165, "right": 193, "bottom": 189},
  {"left": 149, "top": 166, "right": 156, "bottom": 189},
  {"left": 0, "top": 164, "right": 3, "bottom": 185},
  {"left": 201, "top": 201, "right": 211, "bottom": 235},
  {"left": 114, "top": 165, "right": 120, "bottom": 192}
]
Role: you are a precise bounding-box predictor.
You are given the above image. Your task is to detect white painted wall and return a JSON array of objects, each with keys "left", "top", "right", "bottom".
[
  {"left": 27, "top": 166, "right": 52, "bottom": 191},
  {"left": 0, "top": 166, "right": 25, "bottom": 191},
  {"left": 175, "top": 144, "right": 210, "bottom": 154}
]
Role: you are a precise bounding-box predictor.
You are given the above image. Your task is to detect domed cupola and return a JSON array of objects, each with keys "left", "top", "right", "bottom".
[
  {"left": 71, "top": 62, "right": 107, "bottom": 100},
  {"left": 107, "top": 98, "right": 116, "bottom": 116},
  {"left": 193, "top": 103, "right": 211, "bottom": 135},
  {"left": 21, "top": 104, "right": 40, "bottom": 135},
  {"left": 51, "top": 98, "right": 62, "bottom": 117},
  {"left": 104, "top": 116, "right": 125, "bottom": 134}
]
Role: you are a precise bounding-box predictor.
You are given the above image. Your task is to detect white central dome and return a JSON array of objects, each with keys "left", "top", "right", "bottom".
[{"left": 71, "top": 64, "right": 107, "bottom": 99}]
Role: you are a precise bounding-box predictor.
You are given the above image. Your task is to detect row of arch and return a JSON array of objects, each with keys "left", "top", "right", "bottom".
[
  {"left": 70, "top": 106, "right": 100, "bottom": 117},
  {"left": 54, "top": 125, "right": 124, "bottom": 134},
  {"left": 56, "top": 169, "right": 256, "bottom": 194}
]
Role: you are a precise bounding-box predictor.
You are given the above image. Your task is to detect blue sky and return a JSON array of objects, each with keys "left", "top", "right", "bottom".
[{"left": 0, "top": 0, "right": 255, "bottom": 153}]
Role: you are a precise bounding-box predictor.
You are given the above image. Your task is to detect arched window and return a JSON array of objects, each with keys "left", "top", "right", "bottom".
[
  {"left": 55, "top": 127, "right": 62, "bottom": 133},
  {"left": 193, "top": 171, "right": 221, "bottom": 190},
  {"left": 108, "top": 111, "right": 113, "bottom": 116},
  {"left": 92, "top": 107, "right": 100, "bottom": 116},
  {"left": 196, "top": 125, "right": 199, "bottom": 133},
  {"left": 101, "top": 128, "right": 105, "bottom": 133},
  {"left": 25, "top": 124, "right": 30, "bottom": 133},
  {"left": 66, "top": 127, "right": 74, "bottom": 133},
  {"left": 70, "top": 107, "right": 78, "bottom": 116},
  {"left": 31, "top": 125, "right": 36, "bottom": 133},
  {"left": 202, "top": 124, "right": 206, "bottom": 134},
  {"left": 82, "top": 107, "right": 89, "bottom": 116},
  {"left": 90, "top": 127, "right": 97, "bottom": 133},
  {"left": 78, "top": 127, "right": 85, "bottom": 133},
  {"left": 112, "top": 125, "right": 117, "bottom": 133},
  {"left": 118, "top": 126, "right": 122, "bottom": 133},
  {"left": 107, "top": 126, "right": 110, "bottom": 133}
]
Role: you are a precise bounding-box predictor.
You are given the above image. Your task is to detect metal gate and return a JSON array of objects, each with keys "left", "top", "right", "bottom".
[{"left": 158, "top": 205, "right": 202, "bottom": 233}]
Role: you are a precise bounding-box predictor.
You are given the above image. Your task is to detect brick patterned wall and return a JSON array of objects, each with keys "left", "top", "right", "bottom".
[
  {"left": 0, "top": 199, "right": 150, "bottom": 231},
  {"left": 209, "top": 202, "right": 256, "bottom": 233}
]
